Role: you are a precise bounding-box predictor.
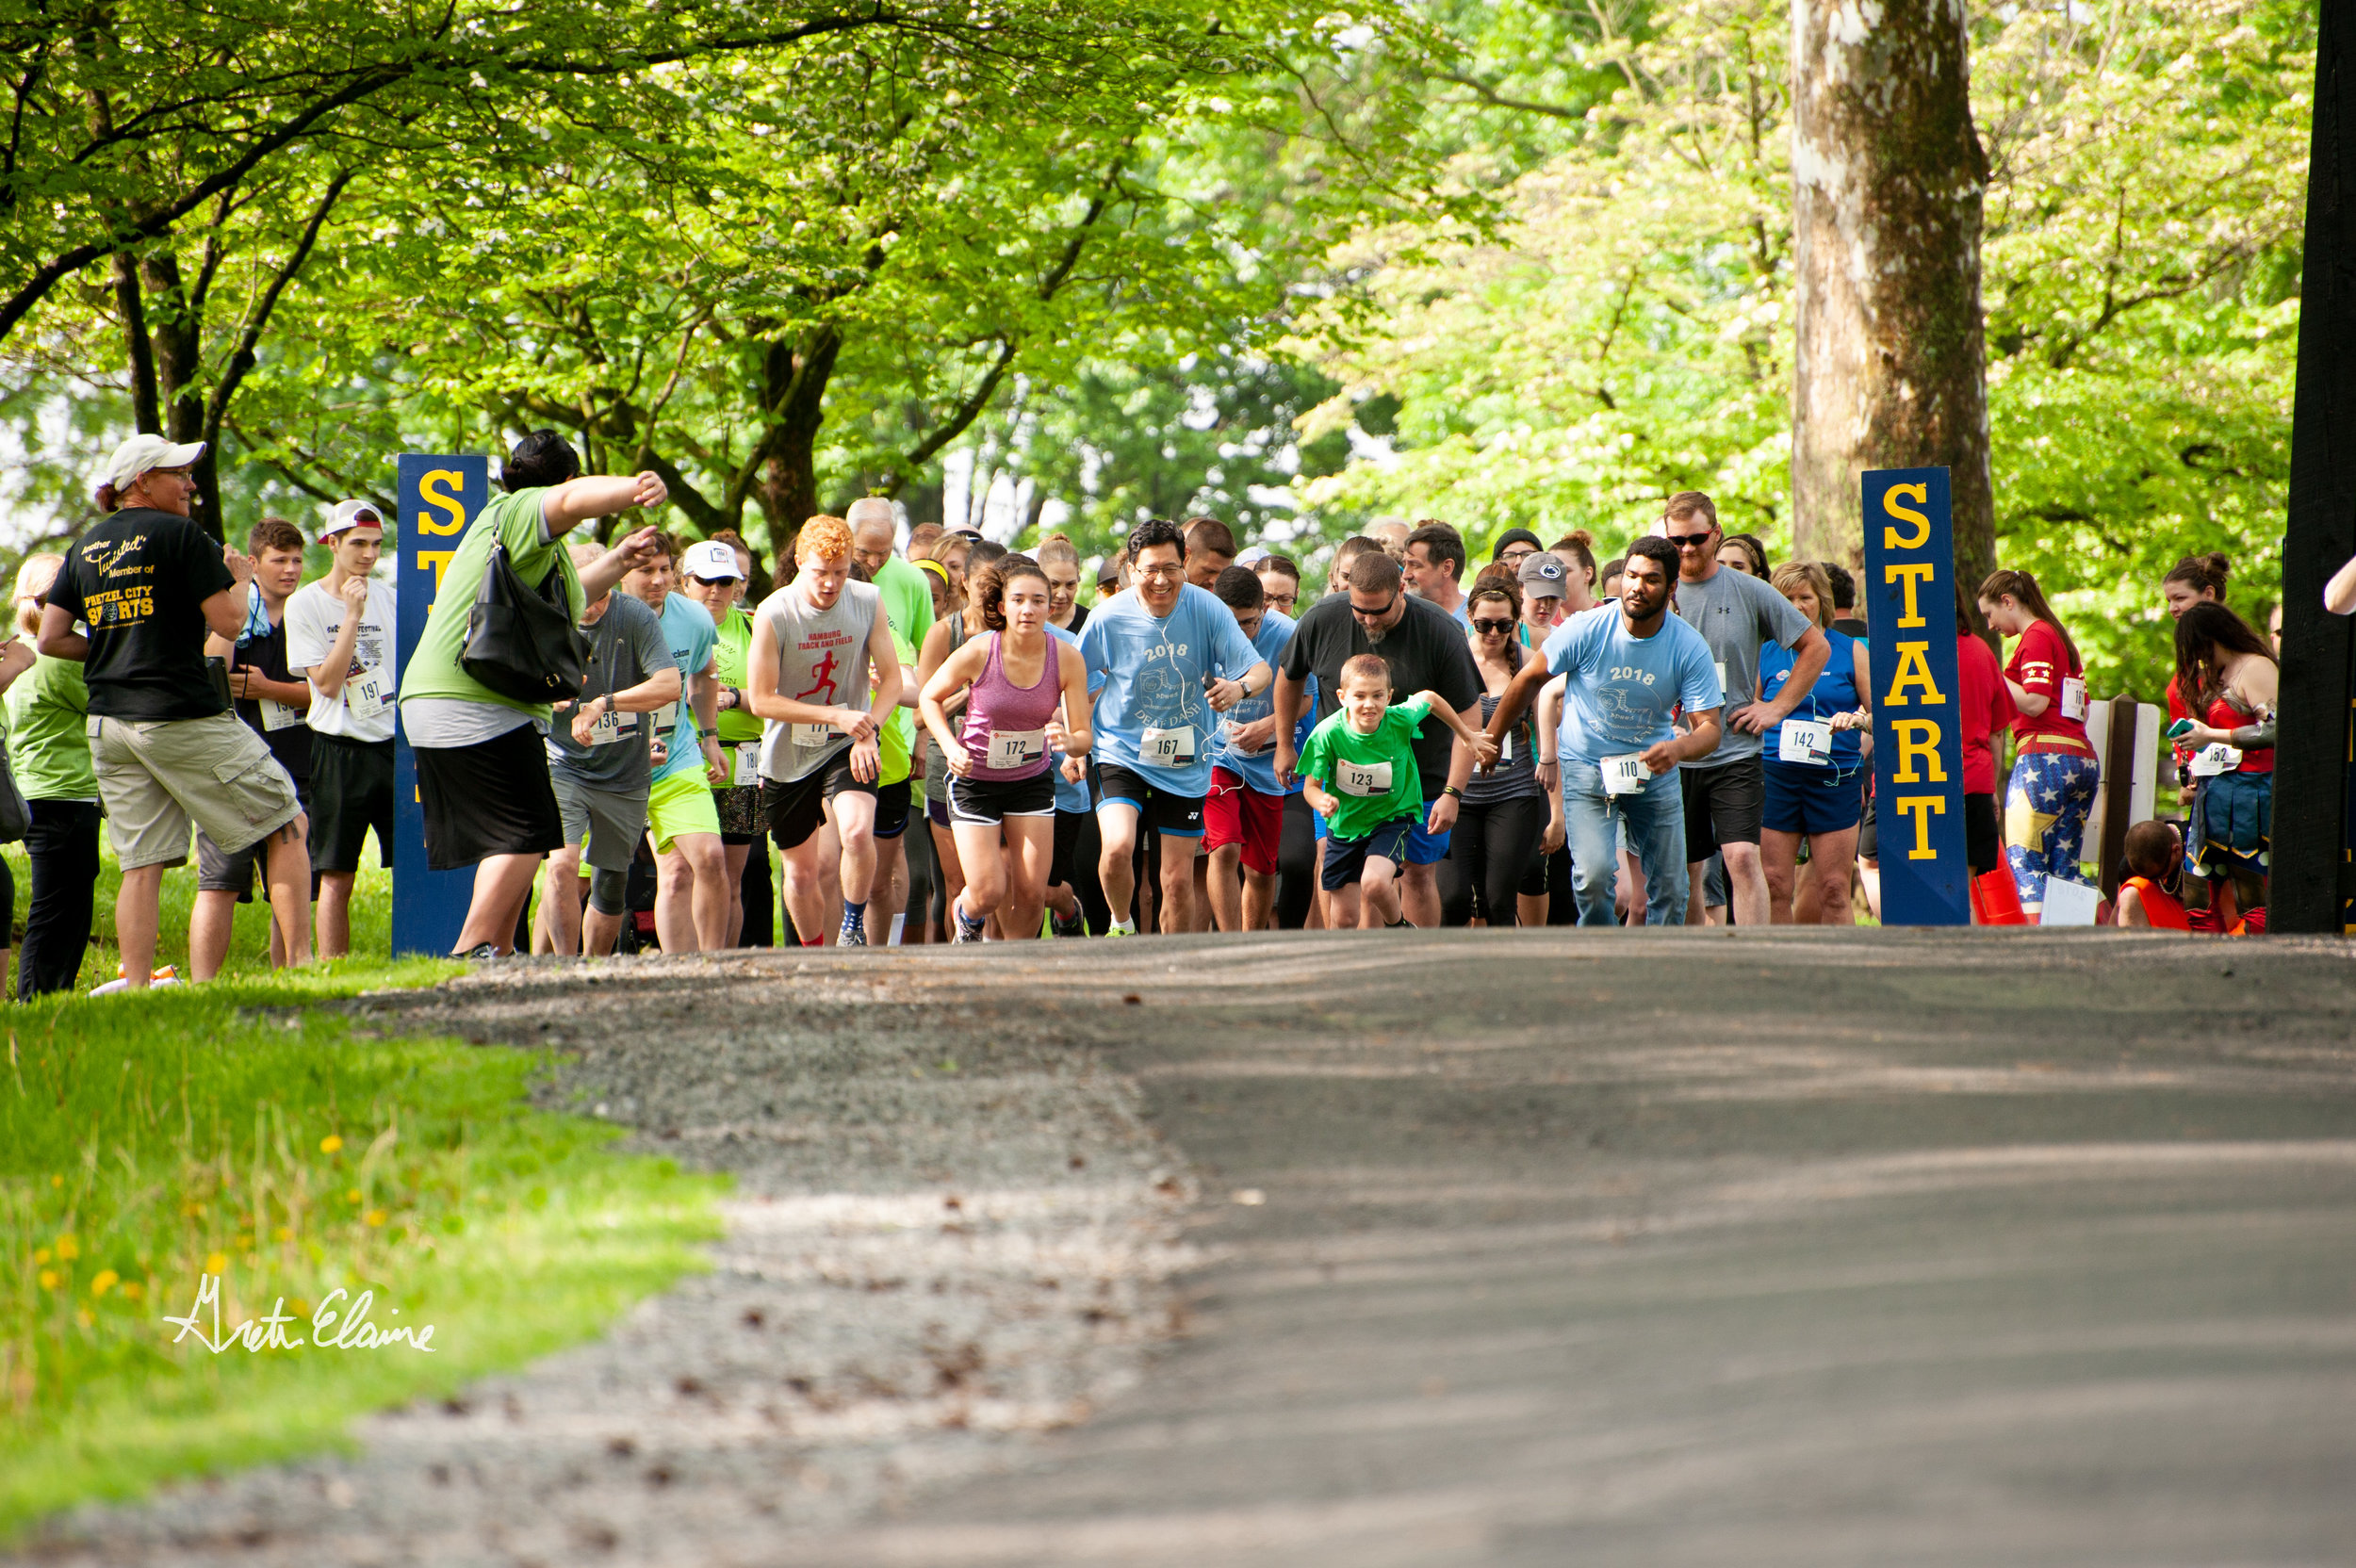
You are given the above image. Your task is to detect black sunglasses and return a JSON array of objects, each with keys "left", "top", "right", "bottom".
[
  {"left": 1665, "top": 531, "right": 1716, "bottom": 548},
  {"left": 1470, "top": 617, "right": 1515, "bottom": 634}
]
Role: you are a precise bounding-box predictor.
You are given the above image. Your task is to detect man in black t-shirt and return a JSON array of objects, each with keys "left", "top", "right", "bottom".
[
  {"left": 191, "top": 516, "right": 317, "bottom": 979},
  {"left": 41, "top": 435, "right": 310, "bottom": 990},
  {"left": 1273, "top": 549, "right": 1482, "bottom": 927}
]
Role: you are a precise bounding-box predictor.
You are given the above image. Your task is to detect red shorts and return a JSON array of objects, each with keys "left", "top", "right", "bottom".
[{"left": 1203, "top": 766, "right": 1283, "bottom": 875}]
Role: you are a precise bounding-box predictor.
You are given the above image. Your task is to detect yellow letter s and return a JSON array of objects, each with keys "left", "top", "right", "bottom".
[
  {"left": 417, "top": 469, "right": 468, "bottom": 536},
  {"left": 1882, "top": 483, "right": 1930, "bottom": 550}
]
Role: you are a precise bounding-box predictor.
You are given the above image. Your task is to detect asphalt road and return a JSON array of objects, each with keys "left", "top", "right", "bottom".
[{"left": 796, "top": 928, "right": 2356, "bottom": 1566}]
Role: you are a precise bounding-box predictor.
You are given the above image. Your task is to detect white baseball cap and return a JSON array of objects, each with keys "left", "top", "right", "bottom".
[
  {"left": 105, "top": 433, "right": 206, "bottom": 493},
  {"left": 1235, "top": 546, "right": 1270, "bottom": 567},
  {"left": 321, "top": 498, "right": 387, "bottom": 538},
  {"left": 681, "top": 539, "right": 744, "bottom": 581}
]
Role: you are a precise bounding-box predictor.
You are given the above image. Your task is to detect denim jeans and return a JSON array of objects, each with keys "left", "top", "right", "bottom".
[{"left": 1562, "top": 760, "right": 1689, "bottom": 925}]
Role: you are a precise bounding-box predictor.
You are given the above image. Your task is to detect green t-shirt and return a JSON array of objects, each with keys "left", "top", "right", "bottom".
[
  {"left": 396, "top": 486, "right": 585, "bottom": 720},
  {"left": 4, "top": 644, "right": 96, "bottom": 800},
  {"left": 712, "top": 603, "right": 761, "bottom": 748},
  {"left": 1301, "top": 695, "right": 1432, "bottom": 841},
  {"left": 874, "top": 554, "right": 932, "bottom": 788}
]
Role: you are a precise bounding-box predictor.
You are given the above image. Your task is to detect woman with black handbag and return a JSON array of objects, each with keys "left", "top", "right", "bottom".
[{"left": 397, "top": 431, "right": 666, "bottom": 958}]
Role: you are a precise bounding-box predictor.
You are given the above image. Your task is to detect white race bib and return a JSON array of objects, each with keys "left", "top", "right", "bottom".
[
  {"left": 346, "top": 665, "right": 391, "bottom": 719},
  {"left": 1336, "top": 759, "right": 1393, "bottom": 797},
  {"left": 650, "top": 701, "right": 679, "bottom": 737},
  {"left": 585, "top": 706, "right": 633, "bottom": 746},
  {"left": 733, "top": 741, "right": 761, "bottom": 785},
  {"left": 792, "top": 722, "right": 834, "bottom": 749},
  {"left": 259, "top": 697, "right": 305, "bottom": 732},
  {"left": 2189, "top": 742, "right": 2242, "bottom": 777},
  {"left": 1777, "top": 717, "right": 1834, "bottom": 766},
  {"left": 1601, "top": 754, "right": 1649, "bottom": 796},
  {"left": 1222, "top": 719, "right": 1268, "bottom": 756},
  {"left": 1141, "top": 725, "right": 1196, "bottom": 765},
  {"left": 986, "top": 727, "right": 1047, "bottom": 771},
  {"left": 2060, "top": 675, "right": 2087, "bottom": 723},
  {"left": 1714, "top": 661, "right": 1728, "bottom": 698},
  {"left": 1499, "top": 731, "right": 1514, "bottom": 764}
]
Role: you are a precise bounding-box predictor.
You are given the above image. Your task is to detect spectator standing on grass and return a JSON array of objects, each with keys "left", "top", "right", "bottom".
[
  {"left": 537, "top": 542, "right": 677, "bottom": 956},
  {"left": 41, "top": 434, "right": 312, "bottom": 989},
  {"left": 286, "top": 500, "right": 398, "bottom": 961},
  {"left": 397, "top": 430, "right": 664, "bottom": 959},
  {"left": 189, "top": 516, "right": 316, "bottom": 980},
  {"left": 1661, "top": 491, "right": 1831, "bottom": 929},
  {"left": 8, "top": 554, "right": 90, "bottom": 999},
  {"left": 1978, "top": 567, "right": 2099, "bottom": 920}
]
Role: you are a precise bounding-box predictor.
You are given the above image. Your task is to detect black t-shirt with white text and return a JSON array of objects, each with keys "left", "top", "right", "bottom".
[
  {"left": 233, "top": 612, "right": 311, "bottom": 786},
  {"left": 50, "top": 507, "right": 236, "bottom": 721},
  {"left": 1279, "top": 592, "right": 1482, "bottom": 798}
]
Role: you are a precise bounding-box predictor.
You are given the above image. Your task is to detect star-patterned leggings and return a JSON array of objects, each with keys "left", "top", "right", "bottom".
[{"left": 2004, "top": 748, "right": 2100, "bottom": 910}]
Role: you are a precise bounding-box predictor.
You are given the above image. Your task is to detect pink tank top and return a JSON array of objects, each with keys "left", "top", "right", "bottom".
[{"left": 957, "top": 630, "right": 1059, "bottom": 780}]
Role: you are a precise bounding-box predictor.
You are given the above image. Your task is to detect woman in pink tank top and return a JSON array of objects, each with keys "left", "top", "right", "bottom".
[{"left": 919, "top": 554, "right": 1094, "bottom": 942}]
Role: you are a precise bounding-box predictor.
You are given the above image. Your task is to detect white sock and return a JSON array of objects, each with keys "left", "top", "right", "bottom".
[{"left": 1110, "top": 916, "right": 1137, "bottom": 934}]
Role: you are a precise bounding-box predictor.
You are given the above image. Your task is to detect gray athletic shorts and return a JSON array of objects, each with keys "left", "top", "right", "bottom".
[{"left": 551, "top": 771, "right": 648, "bottom": 874}]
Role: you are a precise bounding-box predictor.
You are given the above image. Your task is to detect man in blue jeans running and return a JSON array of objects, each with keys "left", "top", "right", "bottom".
[{"left": 1480, "top": 536, "right": 1724, "bottom": 924}]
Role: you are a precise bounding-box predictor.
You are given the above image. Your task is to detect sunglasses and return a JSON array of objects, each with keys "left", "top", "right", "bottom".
[
  {"left": 1665, "top": 531, "right": 1716, "bottom": 548},
  {"left": 1350, "top": 596, "right": 1399, "bottom": 618},
  {"left": 1470, "top": 618, "right": 1516, "bottom": 635}
]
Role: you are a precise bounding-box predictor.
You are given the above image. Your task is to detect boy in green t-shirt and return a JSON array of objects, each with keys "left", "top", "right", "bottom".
[{"left": 1299, "top": 654, "right": 1487, "bottom": 929}]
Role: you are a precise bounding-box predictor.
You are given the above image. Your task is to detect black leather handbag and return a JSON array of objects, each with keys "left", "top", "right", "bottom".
[{"left": 460, "top": 541, "right": 590, "bottom": 705}]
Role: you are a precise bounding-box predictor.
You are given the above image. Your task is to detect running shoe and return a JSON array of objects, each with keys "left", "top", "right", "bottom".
[
  {"left": 90, "top": 965, "right": 182, "bottom": 996},
  {"left": 1051, "top": 911, "right": 1087, "bottom": 939},
  {"left": 1104, "top": 923, "right": 1135, "bottom": 939},
  {"left": 839, "top": 919, "right": 868, "bottom": 947},
  {"left": 952, "top": 907, "right": 986, "bottom": 944},
  {"left": 460, "top": 942, "right": 501, "bottom": 961}
]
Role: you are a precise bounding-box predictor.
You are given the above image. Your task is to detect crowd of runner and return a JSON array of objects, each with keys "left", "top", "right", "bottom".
[{"left": 0, "top": 432, "right": 2307, "bottom": 989}]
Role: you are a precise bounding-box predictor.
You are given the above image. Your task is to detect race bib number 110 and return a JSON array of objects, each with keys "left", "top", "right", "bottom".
[{"left": 1602, "top": 754, "right": 1648, "bottom": 796}]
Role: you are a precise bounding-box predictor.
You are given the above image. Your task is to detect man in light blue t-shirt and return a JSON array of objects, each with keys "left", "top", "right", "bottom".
[
  {"left": 1483, "top": 537, "right": 1723, "bottom": 924},
  {"left": 1077, "top": 518, "right": 1270, "bottom": 936}
]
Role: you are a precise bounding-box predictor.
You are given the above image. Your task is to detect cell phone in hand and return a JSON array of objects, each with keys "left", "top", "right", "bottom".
[{"left": 2166, "top": 718, "right": 2195, "bottom": 740}]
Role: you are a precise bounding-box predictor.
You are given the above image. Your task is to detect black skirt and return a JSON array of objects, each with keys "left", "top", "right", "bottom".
[{"left": 414, "top": 722, "right": 564, "bottom": 872}]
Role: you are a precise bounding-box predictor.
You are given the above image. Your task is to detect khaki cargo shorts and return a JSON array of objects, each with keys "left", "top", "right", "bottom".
[{"left": 89, "top": 711, "right": 303, "bottom": 871}]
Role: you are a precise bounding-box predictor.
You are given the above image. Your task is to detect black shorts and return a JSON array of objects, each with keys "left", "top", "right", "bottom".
[
  {"left": 197, "top": 784, "right": 313, "bottom": 901},
  {"left": 1321, "top": 817, "right": 1417, "bottom": 891},
  {"left": 947, "top": 770, "right": 1055, "bottom": 826},
  {"left": 309, "top": 733, "right": 395, "bottom": 874},
  {"left": 874, "top": 778, "right": 912, "bottom": 841},
  {"left": 1091, "top": 760, "right": 1204, "bottom": 838},
  {"left": 1052, "top": 807, "right": 1085, "bottom": 888},
  {"left": 1679, "top": 756, "right": 1764, "bottom": 864},
  {"left": 1857, "top": 788, "right": 1879, "bottom": 861},
  {"left": 416, "top": 725, "right": 564, "bottom": 873},
  {"left": 762, "top": 747, "right": 875, "bottom": 851},
  {"left": 1964, "top": 792, "right": 2000, "bottom": 875}
]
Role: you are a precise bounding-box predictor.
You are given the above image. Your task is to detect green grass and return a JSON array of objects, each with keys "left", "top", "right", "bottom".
[{"left": 0, "top": 888, "right": 727, "bottom": 1541}]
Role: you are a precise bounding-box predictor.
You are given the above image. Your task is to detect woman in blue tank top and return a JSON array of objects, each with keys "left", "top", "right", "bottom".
[{"left": 1757, "top": 561, "right": 1872, "bottom": 925}]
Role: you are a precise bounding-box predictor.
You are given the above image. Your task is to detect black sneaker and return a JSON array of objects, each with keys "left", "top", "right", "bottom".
[
  {"left": 458, "top": 942, "right": 501, "bottom": 961},
  {"left": 1051, "top": 911, "right": 1087, "bottom": 939}
]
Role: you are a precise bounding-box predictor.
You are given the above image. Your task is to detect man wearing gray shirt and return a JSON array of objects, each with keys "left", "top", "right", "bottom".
[
  {"left": 1661, "top": 492, "right": 1830, "bottom": 928},
  {"left": 541, "top": 542, "right": 680, "bottom": 956}
]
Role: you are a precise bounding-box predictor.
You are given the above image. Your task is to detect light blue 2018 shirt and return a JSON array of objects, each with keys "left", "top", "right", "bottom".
[
  {"left": 651, "top": 591, "right": 718, "bottom": 785},
  {"left": 1078, "top": 583, "right": 1264, "bottom": 796},
  {"left": 1204, "top": 608, "right": 1298, "bottom": 796},
  {"left": 1046, "top": 621, "right": 1095, "bottom": 815},
  {"left": 1543, "top": 603, "right": 1724, "bottom": 768}
]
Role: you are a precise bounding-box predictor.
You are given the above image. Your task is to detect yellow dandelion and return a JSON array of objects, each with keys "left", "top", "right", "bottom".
[
  {"left": 122, "top": 1281, "right": 144, "bottom": 1301},
  {"left": 181, "top": 1201, "right": 205, "bottom": 1217},
  {"left": 32, "top": 1248, "right": 48, "bottom": 1266},
  {"left": 37, "top": 1269, "right": 57, "bottom": 1290},
  {"left": 204, "top": 1251, "right": 227, "bottom": 1275},
  {"left": 90, "top": 1269, "right": 118, "bottom": 1298},
  {"left": 319, "top": 1135, "right": 343, "bottom": 1154},
  {"left": 364, "top": 1210, "right": 386, "bottom": 1228},
  {"left": 54, "top": 1234, "right": 78, "bottom": 1260},
  {"left": 346, "top": 1189, "right": 362, "bottom": 1203},
  {"left": 273, "top": 1226, "right": 291, "bottom": 1242},
  {"left": 49, "top": 1174, "right": 62, "bottom": 1187}
]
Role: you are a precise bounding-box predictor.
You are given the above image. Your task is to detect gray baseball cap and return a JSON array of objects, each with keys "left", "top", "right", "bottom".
[{"left": 1517, "top": 550, "right": 1568, "bottom": 600}]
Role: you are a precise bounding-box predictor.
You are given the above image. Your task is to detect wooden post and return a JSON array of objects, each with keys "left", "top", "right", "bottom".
[
  {"left": 2275, "top": 0, "right": 2356, "bottom": 935},
  {"left": 2097, "top": 698, "right": 2138, "bottom": 901}
]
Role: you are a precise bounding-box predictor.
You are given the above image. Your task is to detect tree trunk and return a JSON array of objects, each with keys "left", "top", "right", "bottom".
[
  {"left": 758, "top": 324, "right": 842, "bottom": 554},
  {"left": 139, "top": 248, "right": 224, "bottom": 539},
  {"left": 112, "top": 254, "right": 161, "bottom": 435},
  {"left": 1789, "top": 0, "right": 1992, "bottom": 587}
]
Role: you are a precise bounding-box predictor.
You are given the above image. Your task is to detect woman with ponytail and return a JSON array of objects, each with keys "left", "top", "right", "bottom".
[
  {"left": 920, "top": 553, "right": 1094, "bottom": 942},
  {"left": 1977, "top": 568, "right": 2098, "bottom": 918},
  {"left": 2160, "top": 553, "right": 2231, "bottom": 789}
]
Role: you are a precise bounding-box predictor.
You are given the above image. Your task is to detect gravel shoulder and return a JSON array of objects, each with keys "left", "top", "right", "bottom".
[{"left": 18, "top": 951, "right": 1200, "bottom": 1566}]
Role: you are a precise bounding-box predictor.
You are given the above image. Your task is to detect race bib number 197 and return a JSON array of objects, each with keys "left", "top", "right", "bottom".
[{"left": 346, "top": 666, "right": 391, "bottom": 719}]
